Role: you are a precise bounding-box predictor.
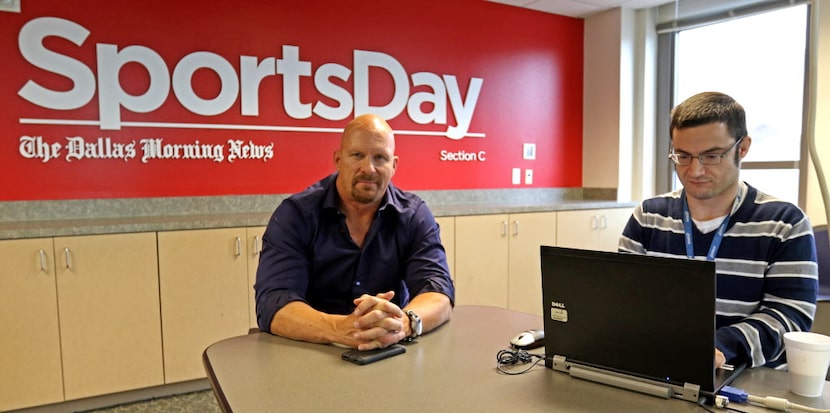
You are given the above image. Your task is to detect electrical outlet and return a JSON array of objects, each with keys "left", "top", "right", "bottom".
[
  {"left": 0, "top": 0, "right": 20, "bottom": 12},
  {"left": 525, "top": 169, "right": 533, "bottom": 185}
]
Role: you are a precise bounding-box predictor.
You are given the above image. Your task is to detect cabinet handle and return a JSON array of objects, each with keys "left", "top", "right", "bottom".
[
  {"left": 599, "top": 214, "right": 608, "bottom": 229},
  {"left": 253, "top": 236, "right": 262, "bottom": 256},
  {"left": 501, "top": 221, "right": 508, "bottom": 237},
  {"left": 234, "top": 237, "right": 242, "bottom": 257},
  {"left": 64, "top": 247, "right": 73, "bottom": 270},
  {"left": 591, "top": 215, "right": 599, "bottom": 230},
  {"left": 512, "top": 220, "right": 520, "bottom": 236},
  {"left": 39, "top": 249, "right": 48, "bottom": 272}
]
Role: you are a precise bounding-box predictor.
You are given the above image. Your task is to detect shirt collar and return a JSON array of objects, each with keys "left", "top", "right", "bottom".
[{"left": 321, "top": 173, "right": 403, "bottom": 215}]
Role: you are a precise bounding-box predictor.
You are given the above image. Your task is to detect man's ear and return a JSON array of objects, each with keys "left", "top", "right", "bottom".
[
  {"left": 739, "top": 136, "right": 752, "bottom": 159},
  {"left": 390, "top": 156, "right": 399, "bottom": 177}
]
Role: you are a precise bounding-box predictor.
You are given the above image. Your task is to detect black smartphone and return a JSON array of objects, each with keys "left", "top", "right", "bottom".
[{"left": 341, "top": 344, "right": 406, "bottom": 365}]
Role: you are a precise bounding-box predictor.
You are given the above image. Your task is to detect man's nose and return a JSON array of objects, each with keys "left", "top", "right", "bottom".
[
  {"left": 358, "top": 157, "right": 376, "bottom": 173},
  {"left": 687, "top": 157, "right": 707, "bottom": 174}
]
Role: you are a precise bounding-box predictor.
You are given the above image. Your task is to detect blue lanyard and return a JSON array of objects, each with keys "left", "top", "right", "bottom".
[{"left": 681, "top": 190, "right": 735, "bottom": 261}]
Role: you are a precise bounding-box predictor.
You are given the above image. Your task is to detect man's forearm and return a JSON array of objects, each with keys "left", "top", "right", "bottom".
[
  {"left": 270, "top": 301, "right": 357, "bottom": 347},
  {"left": 403, "top": 292, "right": 452, "bottom": 335}
]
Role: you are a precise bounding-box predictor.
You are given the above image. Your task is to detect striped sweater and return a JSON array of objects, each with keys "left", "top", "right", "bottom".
[{"left": 619, "top": 183, "right": 818, "bottom": 368}]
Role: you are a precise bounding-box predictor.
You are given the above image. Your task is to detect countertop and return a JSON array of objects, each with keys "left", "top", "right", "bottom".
[{"left": 0, "top": 188, "right": 637, "bottom": 239}]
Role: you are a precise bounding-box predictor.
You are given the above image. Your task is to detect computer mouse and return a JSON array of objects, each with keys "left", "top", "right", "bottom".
[{"left": 510, "top": 329, "right": 544, "bottom": 350}]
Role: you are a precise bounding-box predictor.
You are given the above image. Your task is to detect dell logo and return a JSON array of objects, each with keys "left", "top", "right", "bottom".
[{"left": 550, "top": 301, "right": 566, "bottom": 309}]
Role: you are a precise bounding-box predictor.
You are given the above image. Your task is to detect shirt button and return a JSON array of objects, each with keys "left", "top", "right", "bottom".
[{"left": 355, "top": 281, "right": 361, "bottom": 286}]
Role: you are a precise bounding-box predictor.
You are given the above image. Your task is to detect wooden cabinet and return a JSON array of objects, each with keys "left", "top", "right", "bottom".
[
  {"left": 556, "top": 208, "right": 632, "bottom": 252},
  {"left": 158, "top": 228, "right": 251, "bottom": 383},
  {"left": 455, "top": 212, "right": 556, "bottom": 316},
  {"left": 0, "top": 238, "right": 64, "bottom": 411},
  {"left": 1, "top": 233, "right": 162, "bottom": 408},
  {"left": 508, "top": 212, "right": 558, "bottom": 316},
  {"left": 435, "top": 217, "right": 455, "bottom": 281},
  {"left": 455, "top": 214, "right": 509, "bottom": 308},
  {"left": 55, "top": 233, "right": 164, "bottom": 400},
  {"left": 246, "top": 226, "right": 266, "bottom": 330}
]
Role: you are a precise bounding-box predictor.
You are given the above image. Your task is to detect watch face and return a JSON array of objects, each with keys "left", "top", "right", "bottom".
[{"left": 408, "top": 310, "right": 422, "bottom": 337}]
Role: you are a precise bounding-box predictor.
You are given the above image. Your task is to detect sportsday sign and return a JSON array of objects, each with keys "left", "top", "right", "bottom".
[
  {"left": 18, "top": 17, "right": 483, "bottom": 160},
  {"left": 2, "top": 2, "right": 582, "bottom": 200}
]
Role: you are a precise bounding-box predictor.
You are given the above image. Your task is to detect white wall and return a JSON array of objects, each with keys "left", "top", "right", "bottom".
[
  {"left": 583, "top": 7, "right": 657, "bottom": 203},
  {"left": 583, "top": 9, "right": 623, "bottom": 192},
  {"left": 807, "top": 0, "right": 830, "bottom": 227}
]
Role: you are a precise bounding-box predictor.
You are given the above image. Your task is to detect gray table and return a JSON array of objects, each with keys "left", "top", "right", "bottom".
[{"left": 203, "top": 305, "right": 830, "bottom": 412}]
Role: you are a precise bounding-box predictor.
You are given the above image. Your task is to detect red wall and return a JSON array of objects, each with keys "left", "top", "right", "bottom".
[{"left": 0, "top": 0, "right": 583, "bottom": 201}]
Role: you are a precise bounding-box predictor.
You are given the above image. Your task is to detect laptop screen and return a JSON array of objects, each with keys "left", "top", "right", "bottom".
[{"left": 541, "top": 246, "right": 718, "bottom": 392}]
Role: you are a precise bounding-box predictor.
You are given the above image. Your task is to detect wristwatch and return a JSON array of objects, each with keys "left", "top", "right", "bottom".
[{"left": 406, "top": 310, "right": 422, "bottom": 339}]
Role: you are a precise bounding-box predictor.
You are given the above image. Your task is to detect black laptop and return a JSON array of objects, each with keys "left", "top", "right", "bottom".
[{"left": 540, "top": 245, "right": 745, "bottom": 403}]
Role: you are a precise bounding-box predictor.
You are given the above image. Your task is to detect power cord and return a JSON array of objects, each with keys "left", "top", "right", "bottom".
[
  {"left": 716, "top": 386, "right": 830, "bottom": 413},
  {"left": 496, "top": 348, "right": 546, "bottom": 375}
]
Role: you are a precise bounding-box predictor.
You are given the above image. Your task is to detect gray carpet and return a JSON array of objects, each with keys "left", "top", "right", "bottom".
[{"left": 80, "top": 390, "right": 221, "bottom": 413}]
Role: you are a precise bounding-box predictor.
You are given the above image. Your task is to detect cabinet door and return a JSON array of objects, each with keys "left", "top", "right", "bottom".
[
  {"left": 454, "top": 215, "right": 509, "bottom": 307},
  {"left": 247, "top": 226, "right": 266, "bottom": 330},
  {"left": 0, "top": 238, "right": 64, "bottom": 411},
  {"left": 435, "top": 217, "right": 455, "bottom": 281},
  {"left": 158, "top": 228, "right": 249, "bottom": 383},
  {"left": 56, "top": 233, "right": 163, "bottom": 400},
  {"left": 556, "top": 209, "right": 602, "bottom": 250},
  {"left": 557, "top": 208, "right": 634, "bottom": 252},
  {"left": 508, "top": 212, "right": 557, "bottom": 317},
  {"left": 597, "top": 208, "right": 633, "bottom": 251}
]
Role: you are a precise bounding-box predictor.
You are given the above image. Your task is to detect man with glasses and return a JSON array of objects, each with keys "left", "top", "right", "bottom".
[{"left": 619, "top": 92, "right": 817, "bottom": 369}]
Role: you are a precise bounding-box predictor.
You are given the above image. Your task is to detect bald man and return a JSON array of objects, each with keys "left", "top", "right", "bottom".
[{"left": 255, "top": 114, "right": 454, "bottom": 350}]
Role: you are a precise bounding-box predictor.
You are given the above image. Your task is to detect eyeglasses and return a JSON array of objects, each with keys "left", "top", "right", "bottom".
[{"left": 668, "top": 137, "right": 744, "bottom": 166}]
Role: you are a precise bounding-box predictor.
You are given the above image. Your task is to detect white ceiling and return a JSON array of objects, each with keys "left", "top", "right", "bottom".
[{"left": 486, "top": 0, "right": 673, "bottom": 18}]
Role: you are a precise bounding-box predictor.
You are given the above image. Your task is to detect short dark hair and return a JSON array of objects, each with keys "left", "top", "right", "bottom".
[{"left": 669, "top": 92, "right": 747, "bottom": 143}]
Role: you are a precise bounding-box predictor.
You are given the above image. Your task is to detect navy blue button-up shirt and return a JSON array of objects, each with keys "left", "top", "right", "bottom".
[{"left": 254, "top": 173, "right": 455, "bottom": 331}]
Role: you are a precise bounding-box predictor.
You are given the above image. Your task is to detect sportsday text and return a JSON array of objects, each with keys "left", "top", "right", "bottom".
[{"left": 15, "top": 17, "right": 487, "bottom": 164}]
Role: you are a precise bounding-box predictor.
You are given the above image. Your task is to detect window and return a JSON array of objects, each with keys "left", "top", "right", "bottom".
[{"left": 659, "top": 3, "right": 809, "bottom": 205}]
